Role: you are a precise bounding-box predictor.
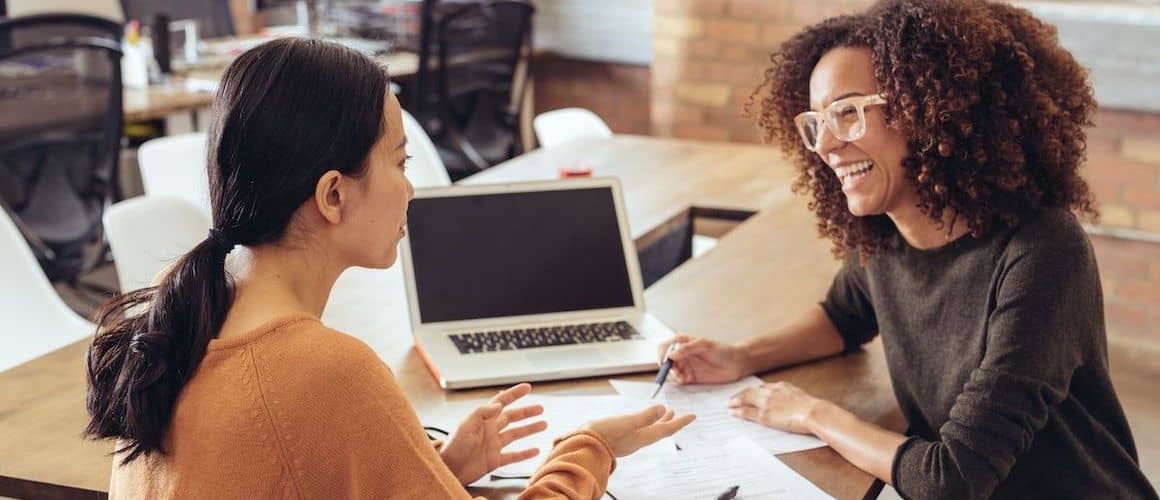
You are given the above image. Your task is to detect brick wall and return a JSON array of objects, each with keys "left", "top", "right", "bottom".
[{"left": 532, "top": 55, "right": 651, "bottom": 136}]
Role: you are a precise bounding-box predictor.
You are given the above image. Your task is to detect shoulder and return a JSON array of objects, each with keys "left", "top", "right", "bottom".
[
  {"left": 248, "top": 318, "right": 396, "bottom": 395},
  {"left": 1000, "top": 208, "right": 1093, "bottom": 265},
  {"left": 1006, "top": 206, "right": 1085, "bottom": 254}
]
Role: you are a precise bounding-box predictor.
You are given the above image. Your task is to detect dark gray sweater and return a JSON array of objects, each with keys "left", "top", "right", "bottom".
[{"left": 821, "top": 208, "right": 1157, "bottom": 499}]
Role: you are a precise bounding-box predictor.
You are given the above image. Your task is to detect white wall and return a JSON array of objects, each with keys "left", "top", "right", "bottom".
[
  {"left": 6, "top": 0, "right": 122, "bottom": 19},
  {"left": 531, "top": 0, "right": 653, "bottom": 65}
]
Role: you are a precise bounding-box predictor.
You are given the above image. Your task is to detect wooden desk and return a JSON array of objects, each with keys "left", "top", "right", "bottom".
[
  {"left": 123, "top": 51, "right": 419, "bottom": 123},
  {"left": 0, "top": 136, "right": 903, "bottom": 499}
]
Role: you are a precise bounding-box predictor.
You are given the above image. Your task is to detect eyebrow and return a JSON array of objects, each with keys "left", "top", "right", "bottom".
[
  {"left": 815, "top": 91, "right": 868, "bottom": 110},
  {"left": 392, "top": 138, "right": 407, "bottom": 152}
]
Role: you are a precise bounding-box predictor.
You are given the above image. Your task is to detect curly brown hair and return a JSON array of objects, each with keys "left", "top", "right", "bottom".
[{"left": 746, "top": 0, "right": 1098, "bottom": 258}]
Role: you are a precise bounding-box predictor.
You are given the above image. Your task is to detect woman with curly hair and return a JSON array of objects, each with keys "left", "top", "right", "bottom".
[{"left": 658, "top": 1, "right": 1158, "bottom": 498}]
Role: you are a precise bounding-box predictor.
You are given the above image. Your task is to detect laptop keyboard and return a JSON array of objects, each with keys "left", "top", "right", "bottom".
[{"left": 449, "top": 321, "right": 643, "bottom": 354}]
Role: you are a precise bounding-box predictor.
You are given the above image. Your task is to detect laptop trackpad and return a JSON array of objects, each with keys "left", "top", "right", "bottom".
[{"left": 527, "top": 348, "right": 606, "bottom": 369}]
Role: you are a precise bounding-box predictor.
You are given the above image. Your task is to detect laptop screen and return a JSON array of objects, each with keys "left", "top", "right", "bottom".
[{"left": 405, "top": 186, "right": 635, "bottom": 323}]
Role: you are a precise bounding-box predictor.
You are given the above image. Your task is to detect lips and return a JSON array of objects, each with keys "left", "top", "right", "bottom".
[{"left": 833, "top": 160, "right": 875, "bottom": 193}]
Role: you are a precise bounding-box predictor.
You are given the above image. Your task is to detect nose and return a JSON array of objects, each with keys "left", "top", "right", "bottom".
[{"left": 814, "top": 125, "right": 846, "bottom": 164}]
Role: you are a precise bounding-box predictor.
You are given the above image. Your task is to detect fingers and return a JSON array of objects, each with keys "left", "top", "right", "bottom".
[
  {"left": 499, "top": 447, "right": 540, "bottom": 466},
  {"left": 499, "top": 404, "right": 544, "bottom": 428},
  {"left": 500, "top": 420, "right": 547, "bottom": 446},
  {"left": 471, "top": 402, "right": 503, "bottom": 421},
  {"left": 491, "top": 383, "right": 533, "bottom": 407},
  {"left": 657, "top": 334, "right": 692, "bottom": 364},
  {"left": 636, "top": 413, "right": 696, "bottom": 444},
  {"left": 729, "top": 406, "right": 761, "bottom": 423},
  {"left": 666, "top": 337, "right": 713, "bottom": 362},
  {"left": 728, "top": 386, "right": 760, "bottom": 408},
  {"left": 628, "top": 405, "right": 668, "bottom": 427}
]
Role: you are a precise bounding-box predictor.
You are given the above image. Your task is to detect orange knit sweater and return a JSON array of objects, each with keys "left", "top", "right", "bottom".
[{"left": 108, "top": 314, "right": 616, "bottom": 499}]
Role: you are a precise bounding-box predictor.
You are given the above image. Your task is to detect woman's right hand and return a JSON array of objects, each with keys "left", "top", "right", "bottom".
[
  {"left": 582, "top": 406, "right": 695, "bottom": 457},
  {"left": 657, "top": 334, "right": 748, "bottom": 385}
]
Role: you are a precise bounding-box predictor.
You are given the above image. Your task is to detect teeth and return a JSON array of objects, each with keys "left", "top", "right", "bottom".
[{"left": 835, "top": 160, "right": 874, "bottom": 180}]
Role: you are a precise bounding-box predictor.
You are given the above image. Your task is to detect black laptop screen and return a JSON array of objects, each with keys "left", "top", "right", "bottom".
[{"left": 405, "top": 186, "right": 635, "bottom": 323}]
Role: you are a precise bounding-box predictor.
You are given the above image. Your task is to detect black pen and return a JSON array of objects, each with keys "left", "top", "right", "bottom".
[
  {"left": 651, "top": 343, "right": 678, "bottom": 399},
  {"left": 716, "top": 485, "right": 740, "bottom": 500}
]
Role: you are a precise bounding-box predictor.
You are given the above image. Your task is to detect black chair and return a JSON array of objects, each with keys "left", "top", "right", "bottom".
[
  {"left": 120, "top": 0, "right": 236, "bottom": 38},
  {"left": 411, "top": 0, "right": 534, "bottom": 180},
  {"left": 0, "top": 14, "right": 123, "bottom": 290}
]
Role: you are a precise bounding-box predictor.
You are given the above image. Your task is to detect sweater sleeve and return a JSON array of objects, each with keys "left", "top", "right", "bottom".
[
  {"left": 891, "top": 222, "right": 1098, "bottom": 500},
  {"left": 819, "top": 256, "right": 879, "bottom": 352},
  {"left": 518, "top": 430, "right": 617, "bottom": 500}
]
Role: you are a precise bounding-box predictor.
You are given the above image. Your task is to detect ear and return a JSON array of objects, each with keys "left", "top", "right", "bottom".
[{"left": 312, "top": 170, "right": 345, "bottom": 225}]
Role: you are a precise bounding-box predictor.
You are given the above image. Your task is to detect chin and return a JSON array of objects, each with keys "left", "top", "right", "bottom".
[{"left": 845, "top": 198, "right": 885, "bottom": 217}]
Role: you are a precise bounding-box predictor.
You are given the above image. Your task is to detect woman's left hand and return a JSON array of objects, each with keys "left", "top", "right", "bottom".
[
  {"left": 440, "top": 383, "right": 547, "bottom": 485},
  {"left": 727, "top": 381, "right": 821, "bottom": 435}
]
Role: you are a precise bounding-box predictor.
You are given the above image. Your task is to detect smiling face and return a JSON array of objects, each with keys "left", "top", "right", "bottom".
[{"left": 808, "top": 47, "right": 914, "bottom": 217}]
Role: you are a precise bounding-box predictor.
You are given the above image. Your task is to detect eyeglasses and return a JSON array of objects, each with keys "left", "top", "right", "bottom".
[{"left": 794, "top": 94, "right": 887, "bottom": 152}]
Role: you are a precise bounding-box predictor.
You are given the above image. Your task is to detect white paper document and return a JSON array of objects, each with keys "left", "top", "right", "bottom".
[
  {"left": 607, "top": 436, "right": 833, "bottom": 499},
  {"left": 611, "top": 377, "right": 828, "bottom": 455}
]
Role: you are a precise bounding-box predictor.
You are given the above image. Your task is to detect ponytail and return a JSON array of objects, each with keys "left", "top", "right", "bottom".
[{"left": 85, "top": 232, "right": 234, "bottom": 464}]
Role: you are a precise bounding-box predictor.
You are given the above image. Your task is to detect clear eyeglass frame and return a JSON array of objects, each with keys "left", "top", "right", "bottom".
[{"left": 794, "top": 94, "right": 887, "bottom": 152}]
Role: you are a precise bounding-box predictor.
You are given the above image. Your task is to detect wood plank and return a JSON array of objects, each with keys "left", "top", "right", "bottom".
[{"left": 123, "top": 51, "right": 420, "bottom": 122}]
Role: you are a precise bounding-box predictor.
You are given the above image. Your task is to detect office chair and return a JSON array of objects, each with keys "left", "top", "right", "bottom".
[
  {"left": 0, "top": 14, "right": 123, "bottom": 293},
  {"left": 411, "top": 0, "right": 534, "bottom": 179}
]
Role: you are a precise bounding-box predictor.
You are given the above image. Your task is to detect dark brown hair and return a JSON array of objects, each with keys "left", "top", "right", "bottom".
[
  {"left": 85, "top": 38, "right": 388, "bottom": 464},
  {"left": 747, "top": 0, "right": 1098, "bottom": 258}
]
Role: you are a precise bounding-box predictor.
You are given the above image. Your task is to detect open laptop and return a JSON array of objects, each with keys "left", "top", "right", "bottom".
[{"left": 399, "top": 177, "right": 673, "bottom": 389}]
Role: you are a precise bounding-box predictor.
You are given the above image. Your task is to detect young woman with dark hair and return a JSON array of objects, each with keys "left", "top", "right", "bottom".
[{"left": 86, "top": 37, "right": 692, "bottom": 498}]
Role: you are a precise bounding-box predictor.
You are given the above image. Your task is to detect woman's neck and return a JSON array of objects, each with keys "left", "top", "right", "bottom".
[
  {"left": 887, "top": 202, "right": 971, "bottom": 250},
  {"left": 219, "top": 242, "right": 344, "bottom": 338}
]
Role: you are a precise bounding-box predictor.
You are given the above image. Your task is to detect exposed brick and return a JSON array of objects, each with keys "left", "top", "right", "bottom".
[
  {"left": 1123, "top": 137, "right": 1160, "bottom": 164},
  {"left": 674, "top": 82, "right": 732, "bottom": 107},
  {"left": 696, "top": 62, "right": 765, "bottom": 87},
  {"left": 1094, "top": 109, "right": 1160, "bottom": 133},
  {"left": 652, "top": 99, "right": 705, "bottom": 126},
  {"left": 1139, "top": 210, "right": 1160, "bottom": 234},
  {"left": 655, "top": 15, "right": 705, "bottom": 38},
  {"left": 687, "top": 39, "right": 723, "bottom": 58},
  {"left": 1093, "top": 236, "right": 1153, "bottom": 279},
  {"left": 704, "top": 19, "right": 761, "bottom": 43},
  {"left": 1099, "top": 203, "right": 1136, "bottom": 228},
  {"left": 653, "top": 37, "right": 684, "bottom": 58},
  {"left": 762, "top": 24, "right": 802, "bottom": 46},
  {"left": 1119, "top": 281, "right": 1160, "bottom": 305},
  {"left": 791, "top": 1, "right": 856, "bottom": 24},
  {"left": 674, "top": 124, "right": 732, "bottom": 142},
  {"left": 654, "top": 0, "right": 727, "bottom": 16},
  {"left": 1105, "top": 302, "right": 1151, "bottom": 339},
  {"left": 728, "top": 0, "right": 791, "bottom": 20},
  {"left": 1083, "top": 134, "right": 1121, "bottom": 157},
  {"left": 1124, "top": 185, "right": 1160, "bottom": 210},
  {"left": 1086, "top": 156, "right": 1159, "bottom": 184}
]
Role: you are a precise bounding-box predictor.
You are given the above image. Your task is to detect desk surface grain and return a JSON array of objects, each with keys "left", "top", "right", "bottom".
[{"left": 0, "top": 136, "right": 902, "bottom": 499}]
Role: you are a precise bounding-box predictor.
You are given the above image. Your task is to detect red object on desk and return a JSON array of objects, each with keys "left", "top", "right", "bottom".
[{"left": 558, "top": 165, "right": 593, "bottom": 178}]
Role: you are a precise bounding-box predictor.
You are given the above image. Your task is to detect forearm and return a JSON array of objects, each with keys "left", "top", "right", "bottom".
[
  {"left": 805, "top": 400, "right": 907, "bottom": 484},
  {"left": 736, "top": 305, "right": 845, "bottom": 374}
]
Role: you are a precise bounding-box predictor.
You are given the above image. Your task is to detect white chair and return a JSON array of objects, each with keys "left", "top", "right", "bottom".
[
  {"left": 138, "top": 133, "right": 212, "bottom": 217},
  {"left": 0, "top": 208, "right": 94, "bottom": 372},
  {"left": 103, "top": 196, "right": 212, "bottom": 293},
  {"left": 401, "top": 110, "right": 452, "bottom": 188},
  {"left": 533, "top": 108, "right": 613, "bottom": 149}
]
